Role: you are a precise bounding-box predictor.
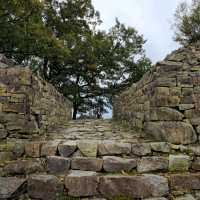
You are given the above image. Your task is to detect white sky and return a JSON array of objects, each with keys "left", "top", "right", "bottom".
[{"left": 92, "top": 0, "right": 192, "bottom": 63}]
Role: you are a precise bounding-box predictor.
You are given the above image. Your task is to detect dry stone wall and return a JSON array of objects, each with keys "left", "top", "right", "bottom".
[
  {"left": 113, "top": 43, "right": 200, "bottom": 145},
  {"left": 0, "top": 54, "right": 72, "bottom": 139},
  {"left": 1, "top": 138, "right": 200, "bottom": 199}
]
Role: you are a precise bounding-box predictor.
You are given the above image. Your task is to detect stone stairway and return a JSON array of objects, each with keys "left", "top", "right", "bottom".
[
  {"left": 1, "top": 120, "right": 200, "bottom": 200},
  {"left": 46, "top": 119, "right": 143, "bottom": 141}
]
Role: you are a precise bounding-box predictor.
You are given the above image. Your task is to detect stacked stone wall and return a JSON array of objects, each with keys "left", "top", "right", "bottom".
[
  {"left": 1, "top": 139, "right": 200, "bottom": 199},
  {"left": 0, "top": 55, "right": 72, "bottom": 139},
  {"left": 113, "top": 44, "right": 200, "bottom": 144}
]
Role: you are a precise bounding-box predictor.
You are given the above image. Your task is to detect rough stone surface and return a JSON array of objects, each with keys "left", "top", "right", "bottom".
[
  {"left": 132, "top": 143, "right": 151, "bottom": 156},
  {"left": 58, "top": 141, "right": 77, "bottom": 157},
  {"left": 144, "top": 122, "right": 197, "bottom": 144},
  {"left": 12, "top": 142, "right": 25, "bottom": 158},
  {"left": 25, "top": 142, "right": 43, "bottom": 158},
  {"left": 71, "top": 157, "right": 103, "bottom": 172},
  {"left": 192, "top": 157, "right": 200, "bottom": 170},
  {"left": 0, "top": 129, "right": 7, "bottom": 139},
  {"left": 47, "top": 156, "right": 70, "bottom": 173},
  {"left": 3, "top": 160, "right": 43, "bottom": 175},
  {"left": 0, "top": 151, "right": 13, "bottom": 163},
  {"left": 41, "top": 140, "right": 60, "bottom": 157},
  {"left": 113, "top": 44, "right": 200, "bottom": 145},
  {"left": 150, "top": 142, "right": 170, "bottom": 153},
  {"left": 149, "top": 107, "right": 184, "bottom": 121},
  {"left": 194, "top": 191, "right": 200, "bottom": 200},
  {"left": 103, "top": 156, "right": 137, "bottom": 172},
  {"left": 28, "top": 174, "right": 63, "bottom": 200},
  {"left": 174, "top": 194, "right": 196, "bottom": 200},
  {"left": 170, "top": 174, "right": 200, "bottom": 190},
  {"left": 99, "top": 175, "right": 169, "bottom": 199},
  {"left": 0, "top": 177, "right": 26, "bottom": 199},
  {"left": 98, "top": 142, "right": 131, "bottom": 156},
  {"left": 77, "top": 141, "right": 98, "bottom": 157},
  {"left": 64, "top": 170, "right": 99, "bottom": 197},
  {"left": 169, "top": 155, "right": 190, "bottom": 172},
  {"left": 0, "top": 56, "right": 72, "bottom": 139},
  {"left": 188, "top": 145, "right": 200, "bottom": 155},
  {"left": 137, "top": 157, "right": 168, "bottom": 173}
]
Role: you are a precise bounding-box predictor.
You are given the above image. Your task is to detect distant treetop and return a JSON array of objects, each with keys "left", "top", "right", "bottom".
[{"left": 173, "top": 0, "right": 200, "bottom": 45}]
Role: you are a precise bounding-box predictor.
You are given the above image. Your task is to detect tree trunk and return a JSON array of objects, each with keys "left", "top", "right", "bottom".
[
  {"left": 72, "top": 75, "right": 80, "bottom": 120},
  {"left": 97, "top": 113, "right": 101, "bottom": 119},
  {"left": 43, "top": 57, "right": 48, "bottom": 80},
  {"left": 72, "top": 104, "right": 78, "bottom": 120}
]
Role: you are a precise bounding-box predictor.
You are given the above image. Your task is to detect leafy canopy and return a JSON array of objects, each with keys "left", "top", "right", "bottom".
[{"left": 173, "top": 0, "right": 200, "bottom": 45}]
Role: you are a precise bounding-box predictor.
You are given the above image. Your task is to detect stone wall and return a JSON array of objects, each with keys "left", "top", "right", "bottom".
[
  {"left": 0, "top": 55, "right": 72, "bottom": 139},
  {"left": 113, "top": 43, "right": 200, "bottom": 145},
  {"left": 1, "top": 139, "right": 200, "bottom": 199}
]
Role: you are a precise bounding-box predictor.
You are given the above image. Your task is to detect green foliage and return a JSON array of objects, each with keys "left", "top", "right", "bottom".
[
  {"left": 0, "top": 0, "right": 151, "bottom": 119},
  {"left": 173, "top": 0, "right": 200, "bottom": 45},
  {"left": 0, "top": 0, "right": 68, "bottom": 66}
]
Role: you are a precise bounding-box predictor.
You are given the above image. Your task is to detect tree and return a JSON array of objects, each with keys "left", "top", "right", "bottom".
[
  {"left": 0, "top": 0, "right": 68, "bottom": 74},
  {"left": 173, "top": 0, "right": 200, "bottom": 45},
  {"left": 53, "top": 20, "right": 151, "bottom": 119},
  {"left": 100, "top": 19, "right": 151, "bottom": 92}
]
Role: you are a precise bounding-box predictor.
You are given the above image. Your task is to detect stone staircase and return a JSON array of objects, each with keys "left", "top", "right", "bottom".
[
  {"left": 45, "top": 119, "right": 143, "bottom": 141},
  {"left": 1, "top": 120, "right": 200, "bottom": 200}
]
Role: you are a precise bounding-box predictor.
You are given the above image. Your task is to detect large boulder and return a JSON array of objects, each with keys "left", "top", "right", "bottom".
[
  {"left": 0, "top": 177, "right": 26, "bottom": 199},
  {"left": 25, "top": 142, "right": 43, "bottom": 158},
  {"left": 41, "top": 140, "right": 61, "bottom": 157},
  {"left": 77, "top": 141, "right": 98, "bottom": 157},
  {"left": 132, "top": 143, "right": 151, "bottom": 156},
  {"left": 99, "top": 175, "right": 169, "bottom": 199},
  {"left": 144, "top": 122, "right": 197, "bottom": 144},
  {"left": 149, "top": 107, "right": 184, "bottom": 121},
  {"left": 58, "top": 141, "right": 77, "bottom": 157},
  {"left": 28, "top": 174, "right": 63, "bottom": 200},
  {"left": 103, "top": 156, "right": 137, "bottom": 173},
  {"left": 98, "top": 141, "right": 131, "bottom": 156},
  {"left": 64, "top": 170, "right": 99, "bottom": 197},
  {"left": 137, "top": 157, "right": 168, "bottom": 173},
  {"left": 169, "top": 155, "right": 190, "bottom": 172},
  {"left": 46, "top": 156, "right": 71, "bottom": 173},
  {"left": 3, "top": 160, "right": 43, "bottom": 175},
  {"left": 71, "top": 157, "right": 103, "bottom": 172},
  {"left": 169, "top": 174, "right": 200, "bottom": 191}
]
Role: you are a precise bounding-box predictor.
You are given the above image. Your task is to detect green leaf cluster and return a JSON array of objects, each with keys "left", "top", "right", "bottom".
[{"left": 173, "top": 0, "right": 200, "bottom": 45}]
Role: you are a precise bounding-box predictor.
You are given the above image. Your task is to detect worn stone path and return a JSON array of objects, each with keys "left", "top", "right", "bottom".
[
  {"left": 1, "top": 120, "right": 200, "bottom": 200},
  {"left": 46, "top": 119, "right": 145, "bottom": 142}
]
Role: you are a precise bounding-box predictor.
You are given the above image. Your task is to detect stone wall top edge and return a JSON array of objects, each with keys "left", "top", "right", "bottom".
[{"left": 0, "top": 60, "right": 72, "bottom": 107}]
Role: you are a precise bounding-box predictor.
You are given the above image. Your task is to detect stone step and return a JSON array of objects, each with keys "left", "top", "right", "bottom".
[
  {"left": 46, "top": 119, "right": 140, "bottom": 141},
  {"left": 1, "top": 138, "right": 200, "bottom": 199},
  {"left": 1, "top": 172, "right": 200, "bottom": 200},
  {"left": 2, "top": 140, "right": 200, "bottom": 176}
]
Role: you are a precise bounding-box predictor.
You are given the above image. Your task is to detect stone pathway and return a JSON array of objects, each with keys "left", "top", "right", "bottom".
[{"left": 46, "top": 119, "right": 146, "bottom": 142}]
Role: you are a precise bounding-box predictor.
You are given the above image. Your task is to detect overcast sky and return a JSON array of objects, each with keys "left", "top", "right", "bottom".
[{"left": 92, "top": 0, "right": 191, "bottom": 63}]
